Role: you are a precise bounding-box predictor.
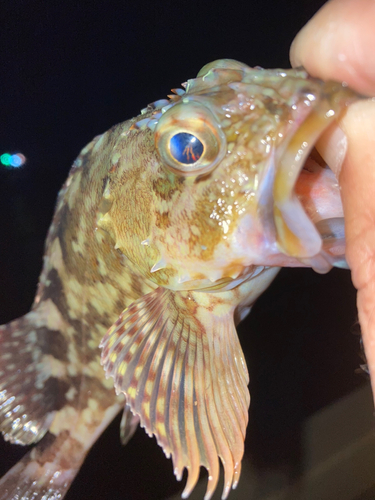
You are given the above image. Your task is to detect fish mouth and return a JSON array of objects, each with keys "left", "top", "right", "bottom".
[
  {"left": 294, "top": 148, "right": 346, "bottom": 272},
  {"left": 270, "top": 83, "right": 358, "bottom": 273}
]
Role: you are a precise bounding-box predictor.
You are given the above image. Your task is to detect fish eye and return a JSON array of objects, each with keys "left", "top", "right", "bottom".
[
  {"left": 169, "top": 132, "right": 204, "bottom": 164},
  {"left": 155, "top": 101, "right": 226, "bottom": 176}
]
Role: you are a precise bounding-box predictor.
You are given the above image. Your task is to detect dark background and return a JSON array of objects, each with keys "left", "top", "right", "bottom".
[{"left": 0, "top": 1, "right": 368, "bottom": 499}]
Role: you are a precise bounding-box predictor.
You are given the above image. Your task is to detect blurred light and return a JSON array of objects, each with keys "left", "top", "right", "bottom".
[
  {"left": 1, "top": 153, "right": 26, "bottom": 168},
  {"left": 10, "top": 153, "right": 25, "bottom": 167},
  {"left": 0, "top": 153, "right": 11, "bottom": 166}
]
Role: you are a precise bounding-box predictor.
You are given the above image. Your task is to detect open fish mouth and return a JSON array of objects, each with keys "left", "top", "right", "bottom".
[
  {"left": 281, "top": 146, "right": 346, "bottom": 274},
  {"left": 268, "top": 82, "right": 358, "bottom": 274},
  {"left": 295, "top": 148, "right": 347, "bottom": 271}
]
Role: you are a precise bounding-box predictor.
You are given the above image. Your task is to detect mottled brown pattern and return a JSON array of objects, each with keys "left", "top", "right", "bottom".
[
  {"left": 0, "top": 60, "right": 356, "bottom": 500},
  {"left": 85, "top": 303, "right": 112, "bottom": 331},
  {"left": 152, "top": 175, "right": 184, "bottom": 201},
  {"left": 30, "top": 430, "right": 84, "bottom": 469},
  {"left": 154, "top": 211, "right": 170, "bottom": 230},
  {"left": 42, "top": 377, "right": 71, "bottom": 411},
  {"left": 37, "top": 269, "right": 68, "bottom": 317},
  {"left": 56, "top": 205, "right": 98, "bottom": 285},
  {"left": 35, "top": 327, "right": 69, "bottom": 362}
]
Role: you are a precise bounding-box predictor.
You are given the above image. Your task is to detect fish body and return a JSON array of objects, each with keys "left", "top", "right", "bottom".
[{"left": 0, "top": 60, "right": 358, "bottom": 499}]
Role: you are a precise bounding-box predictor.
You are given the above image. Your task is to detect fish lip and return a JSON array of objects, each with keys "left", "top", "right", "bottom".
[
  {"left": 278, "top": 154, "right": 347, "bottom": 274},
  {"left": 263, "top": 81, "right": 358, "bottom": 273}
]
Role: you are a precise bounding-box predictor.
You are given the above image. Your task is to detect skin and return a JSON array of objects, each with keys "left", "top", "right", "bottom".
[{"left": 290, "top": 0, "right": 375, "bottom": 402}]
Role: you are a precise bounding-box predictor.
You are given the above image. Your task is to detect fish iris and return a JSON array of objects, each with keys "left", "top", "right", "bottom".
[{"left": 169, "top": 133, "right": 204, "bottom": 164}]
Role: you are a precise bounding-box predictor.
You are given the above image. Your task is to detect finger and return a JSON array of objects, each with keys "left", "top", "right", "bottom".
[
  {"left": 315, "top": 99, "right": 375, "bottom": 399},
  {"left": 291, "top": 0, "right": 375, "bottom": 401},
  {"left": 338, "top": 101, "right": 375, "bottom": 388},
  {"left": 290, "top": 0, "right": 375, "bottom": 96}
]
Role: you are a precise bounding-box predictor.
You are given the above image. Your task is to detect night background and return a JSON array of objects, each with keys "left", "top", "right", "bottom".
[{"left": 0, "top": 1, "right": 373, "bottom": 499}]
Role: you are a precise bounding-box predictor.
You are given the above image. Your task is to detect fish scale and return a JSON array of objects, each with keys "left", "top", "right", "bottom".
[{"left": 0, "top": 59, "right": 360, "bottom": 500}]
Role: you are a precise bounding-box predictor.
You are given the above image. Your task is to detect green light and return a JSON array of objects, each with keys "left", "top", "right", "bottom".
[{"left": 0, "top": 153, "right": 11, "bottom": 166}]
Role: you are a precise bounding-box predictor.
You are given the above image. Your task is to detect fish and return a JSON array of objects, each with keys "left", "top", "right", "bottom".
[{"left": 0, "top": 59, "right": 359, "bottom": 500}]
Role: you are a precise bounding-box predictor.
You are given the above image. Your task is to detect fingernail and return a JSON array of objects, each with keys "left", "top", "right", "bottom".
[{"left": 316, "top": 123, "right": 347, "bottom": 178}]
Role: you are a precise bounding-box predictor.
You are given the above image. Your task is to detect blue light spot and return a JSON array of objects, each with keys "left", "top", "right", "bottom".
[
  {"left": 170, "top": 133, "right": 203, "bottom": 164},
  {"left": 10, "top": 155, "right": 22, "bottom": 167},
  {"left": 1, "top": 153, "right": 26, "bottom": 168}
]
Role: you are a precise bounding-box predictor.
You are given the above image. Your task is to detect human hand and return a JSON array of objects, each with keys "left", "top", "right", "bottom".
[{"left": 290, "top": 0, "right": 375, "bottom": 400}]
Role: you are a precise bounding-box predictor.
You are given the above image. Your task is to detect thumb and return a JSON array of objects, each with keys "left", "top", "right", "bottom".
[
  {"left": 290, "top": 0, "right": 375, "bottom": 97},
  {"left": 290, "top": 0, "right": 375, "bottom": 401}
]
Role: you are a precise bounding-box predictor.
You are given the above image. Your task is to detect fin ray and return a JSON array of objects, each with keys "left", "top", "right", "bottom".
[
  {"left": 120, "top": 403, "right": 139, "bottom": 445},
  {"left": 101, "top": 287, "right": 250, "bottom": 500},
  {"left": 0, "top": 312, "right": 66, "bottom": 445}
]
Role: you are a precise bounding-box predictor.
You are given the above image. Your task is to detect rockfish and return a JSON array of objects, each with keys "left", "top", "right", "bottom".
[{"left": 0, "top": 59, "right": 358, "bottom": 500}]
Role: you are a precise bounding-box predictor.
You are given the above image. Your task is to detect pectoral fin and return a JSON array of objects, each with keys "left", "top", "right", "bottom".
[{"left": 100, "top": 287, "right": 249, "bottom": 500}]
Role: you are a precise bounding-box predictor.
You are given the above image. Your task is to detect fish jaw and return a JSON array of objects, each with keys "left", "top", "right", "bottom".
[
  {"left": 216, "top": 75, "right": 358, "bottom": 275},
  {"left": 229, "top": 152, "right": 347, "bottom": 271}
]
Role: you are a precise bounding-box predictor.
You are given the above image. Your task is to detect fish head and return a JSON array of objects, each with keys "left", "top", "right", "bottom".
[{"left": 99, "top": 59, "right": 358, "bottom": 290}]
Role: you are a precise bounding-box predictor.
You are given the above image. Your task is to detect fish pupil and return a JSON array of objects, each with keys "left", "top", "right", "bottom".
[{"left": 169, "top": 132, "right": 204, "bottom": 164}]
